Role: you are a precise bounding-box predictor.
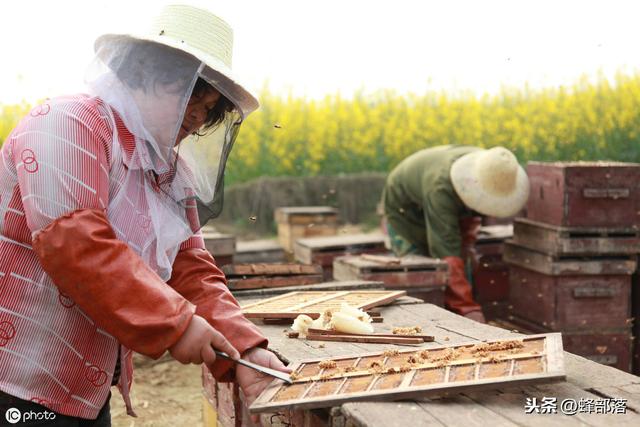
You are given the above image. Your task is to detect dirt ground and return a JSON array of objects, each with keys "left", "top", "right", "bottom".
[{"left": 110, "top": 353, "right": 203, "bottom": 427}]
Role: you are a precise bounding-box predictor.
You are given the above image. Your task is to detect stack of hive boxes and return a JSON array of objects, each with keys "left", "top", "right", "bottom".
[
  {"left": 274, "top": 206, "right": 339, "bottom": 254},
  {"left": 503, "top": 161, "right": 640, "bottom": 373},
  {"left": 473, "top": 224, "right": 514, "bottom": 320}
]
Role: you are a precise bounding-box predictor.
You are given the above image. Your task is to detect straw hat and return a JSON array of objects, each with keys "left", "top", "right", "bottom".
[
  {"left": 94, "top": 4, "right": 259, "bottom": 118},
  {"left": 450, "top": 147, "right": 529, "bottom": 218}
]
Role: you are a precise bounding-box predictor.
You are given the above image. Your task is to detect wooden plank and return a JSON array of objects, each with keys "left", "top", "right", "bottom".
[
  {"left": 223, "top": 263, "right": 323, "bottom": 276},
  {"left": 231, "top": 280, "right": 385, "bottom": 299},
  {"left": 305, "top": 333, "right": 424, "bottom": 345},
  {"left": 359, "top": 254, "right": 402, "bottom": 265},
  {"left": 415, "top": 395, "right": 519, "bottom": 427},
  {"left": 241, "top": 290, "right": 406, "bottom": 319},
  {"left": 307, "top": 328, "right": 434, "bottom": 342},
  {"left": 287, "top": 291, "right": 351, "bottom": 311},
  {"left": 503, "top": 240, "right": 637, "bottom": 275},
  {"left": 334, "top": 254, "right": 448, "bottom": 274},
  {"left": 341, "top": 401, "right": 445, "bottom": 427},
  {"left": 295, "top": 234, "right": 386, "bottom": 251},
  {"left": 227, "top": 274, "right": 325, "bottom": 290},
  {"left": 462, "top": 388, "right": 588, "bottom": 427},
  {"left": 356, "top": 291, "right": 407, "bottom": 311},
  {"left": 274, "top": 206, "right": 339, "bottom": 223}
]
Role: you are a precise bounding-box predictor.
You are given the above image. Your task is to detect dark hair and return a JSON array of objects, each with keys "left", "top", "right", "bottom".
[
  {"left": 191, "top": 78, "right": 236, "bottom": 132},
  {"left": 109, "top": 38, "right": 197, "bottom": 94},
  {"left": 106, "top": 39, "right": 237, "bottom": 132}
]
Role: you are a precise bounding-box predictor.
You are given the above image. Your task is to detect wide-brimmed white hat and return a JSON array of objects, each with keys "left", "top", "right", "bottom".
[
  {"left": 94, "top": 4, "right": 259, "bottom": 118},
  {"left": 450, "top": 147, "right": 529, "bottom": 218}
]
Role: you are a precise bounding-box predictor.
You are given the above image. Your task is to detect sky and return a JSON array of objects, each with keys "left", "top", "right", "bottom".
[{"left": 1, "top": 0, "right": 640, "bottom": 105}]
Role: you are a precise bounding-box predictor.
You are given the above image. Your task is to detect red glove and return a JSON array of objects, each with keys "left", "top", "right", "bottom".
[
  {"left": 443, "top": 256, "right": 483, "bottom": 316},
  {"left": 459, "top": 216, "right": 482, "bottom": 271},
  {"left": 167, "top": 248, "right": 268, "bottom": 381},
  {"left": 33, "top": 208, "right": 195, "bottom": 359}
]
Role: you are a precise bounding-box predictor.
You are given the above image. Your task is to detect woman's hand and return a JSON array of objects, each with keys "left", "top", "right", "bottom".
[
  {"left": 236, "top": 347, "right": 292, "bottom": 423},
  {"left": 168, "top": 314, "right": 240, "bottom": 365}
]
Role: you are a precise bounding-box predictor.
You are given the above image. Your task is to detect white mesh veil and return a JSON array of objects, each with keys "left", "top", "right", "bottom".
[{"left": 86, "top": 36, "right": 242, "bottom": 279}]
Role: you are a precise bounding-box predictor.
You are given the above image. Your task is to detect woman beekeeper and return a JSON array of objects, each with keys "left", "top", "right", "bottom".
[{"left": 0, "top": 4, "right": 287, "bottom": 425}]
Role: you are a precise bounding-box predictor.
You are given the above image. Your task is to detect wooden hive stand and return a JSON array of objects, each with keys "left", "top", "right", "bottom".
[
  {"left": 333, "top": 254, "right": 449, "bottom": 306},
  {"left": 294, "top": 233, "right": 388, "bottom": 280}
]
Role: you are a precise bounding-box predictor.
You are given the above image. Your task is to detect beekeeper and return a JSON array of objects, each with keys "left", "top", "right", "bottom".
[
  {"left": 0, "top": 5, "right": 287, "bottom": 425},
  {"left": 382, "top": 145, "right": 529, "bottom": 323}
]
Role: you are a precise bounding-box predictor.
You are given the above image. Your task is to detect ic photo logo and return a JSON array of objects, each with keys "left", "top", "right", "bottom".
[
  {"left": 5, "top": 407, "right": 20, "bottom": 424},
  {"left": 4, "top": 406, "right": 57, "bottom": 424}
]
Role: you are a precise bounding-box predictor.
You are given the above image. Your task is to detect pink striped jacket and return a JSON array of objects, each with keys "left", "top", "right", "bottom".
[{"left": 0, "top": 95, "right": 207, "bottom": 418}]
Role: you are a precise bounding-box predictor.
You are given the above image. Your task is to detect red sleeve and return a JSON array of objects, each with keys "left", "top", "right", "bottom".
[{"left": 168, "top": 247, "right": 268, "bottom": 381}]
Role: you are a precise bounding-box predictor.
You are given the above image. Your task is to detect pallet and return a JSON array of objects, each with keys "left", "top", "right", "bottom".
[
  {"left": 333, "top": 254, "right": 448, "bottom": 306},
  {"left": 526, "top": 161, "right": 640, "bottom": 228},
  {"left": 503, "top": 240, "right": 637, "bottom": 276},
  {"left": 250, "top": 334, "right": 565, "bottom": 413},
  {"left": 508, "top": 264, "right": 632, "bottom": 330},
  {"left": 294, "top": 234, "right": 388, "bottom": 280},
  {"left": 512, "top": 217, "right": 640, "bottom": 255}
]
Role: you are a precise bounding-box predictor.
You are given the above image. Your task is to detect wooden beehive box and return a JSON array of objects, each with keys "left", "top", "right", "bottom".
[
  {"left": 473, "top": 254, "right": 510, "bottom": 303},
  {"left": 473, "top": 225, "right": 513, "bottom": 319},
  {"left": 234, "top": 239, "right": 286, "bottom": 264},
  {"left": 332, "top": 255, "right": 448, "bottom": 306},
  {"left": 202, "top": 231, "right": 236, "bottom": 266},
  {"left": 526, "top": 161, "right": 640, "bottom": 228},
  {"left": 633, "top": 273, "right": 640, "bottom": 375},
  {"left": 512, "top": 218, "right": 640, "bottom": 256},
  {"left": 275, "top": 206, "right": 339, "bottom": 253},
  {"left": 240, "top": 290, "right": 406, "bottom": 319},
  {"left": 294, "top": 234, "right": 387, "bottom": 280},
  {"left": 222, "top": 263, "right": 324, "bottom": 290},
  {"left": 250, "top": 333, "right": 565, "bottom": 413},
  {"left": 508, "top": 264, "right": 632, "bottom": 331}
]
